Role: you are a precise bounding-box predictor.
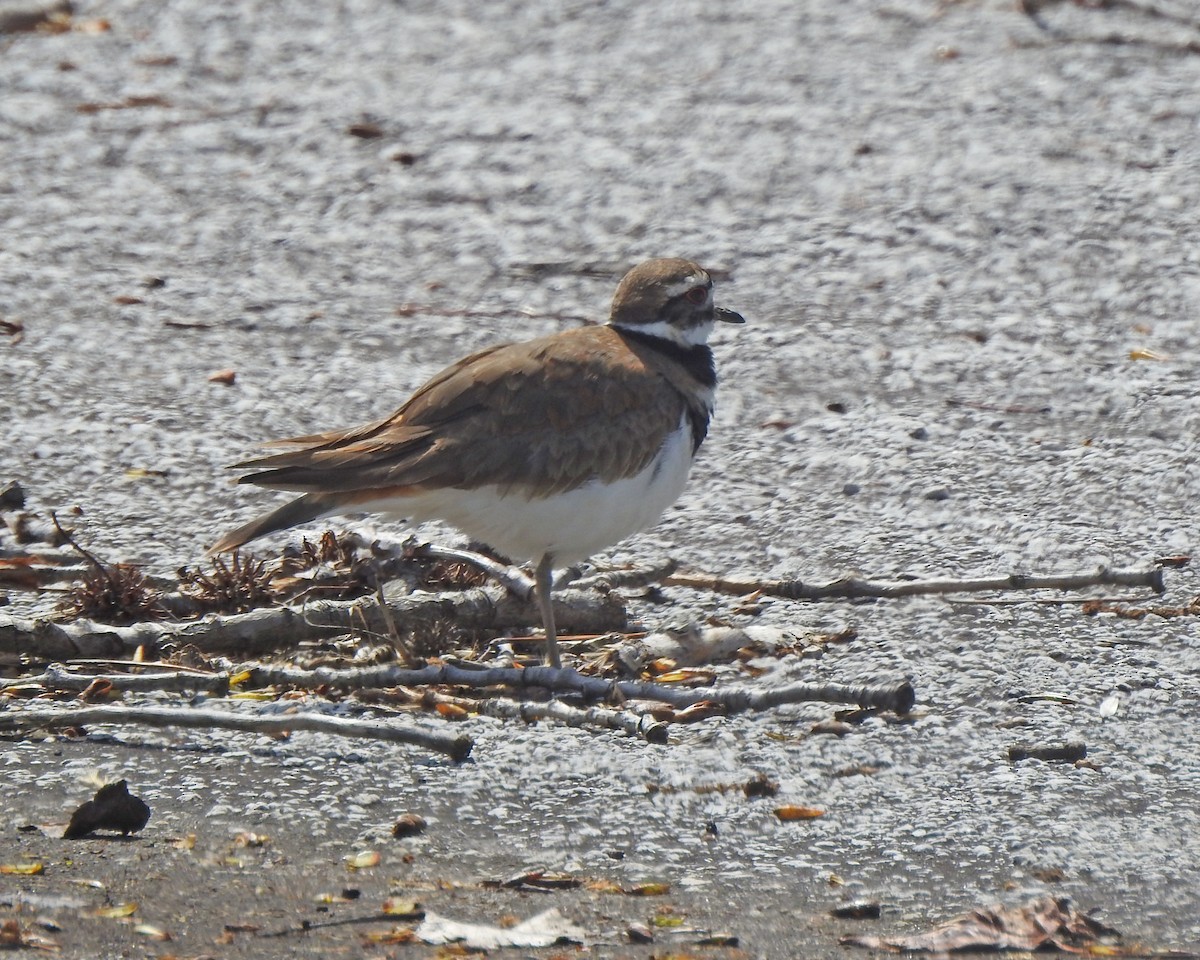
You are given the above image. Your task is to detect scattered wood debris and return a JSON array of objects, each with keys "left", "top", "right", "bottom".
[{"left": 842, "top": 894, "right": 1164, "bottom": 955}]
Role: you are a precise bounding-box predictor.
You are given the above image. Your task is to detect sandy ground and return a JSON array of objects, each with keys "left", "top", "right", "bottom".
[{"left": 3, "top": 0, "right": 1200, "bottom": 956}]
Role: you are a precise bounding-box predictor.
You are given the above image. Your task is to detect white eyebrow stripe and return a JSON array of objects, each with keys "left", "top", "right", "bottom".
[{"left": 661, "top": 275, "right": 709, "bottom": 300}]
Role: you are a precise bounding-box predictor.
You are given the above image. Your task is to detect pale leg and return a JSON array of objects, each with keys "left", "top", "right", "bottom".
[{"left": 535, "top": 553, "right": 561, "bottom": 667}]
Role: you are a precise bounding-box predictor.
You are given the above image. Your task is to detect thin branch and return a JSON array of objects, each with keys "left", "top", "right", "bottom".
[
  {"left": 0, "top": 704, "right": 472, "bottom": 760},
  {"left": 249, "top": 662, "right": 916, "bottom": 714},
  {"left": 391, "top": 686, "right": 670, "bottom": 743},
  {"left": 410, "top": 543, "right": 534, "bottom": 598},
  {"left": 0, "top": 663, "right": 230, "bottom": 696},
  {"left": 664, "top": 566, "right": 1165, "bottom": 600},
  {"left": 50, "top": 511, "right": 135, "bottom": 614},
  {"left": 571, "top": 558, "right": 679, "bottom": 592}
]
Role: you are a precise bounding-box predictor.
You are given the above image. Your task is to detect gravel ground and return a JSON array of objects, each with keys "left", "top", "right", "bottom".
[{"left": 3, "top": 0, "right": 1200, "bottom": 957}]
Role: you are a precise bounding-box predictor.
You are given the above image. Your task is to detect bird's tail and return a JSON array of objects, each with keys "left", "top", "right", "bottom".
[{"left": 208, "top": 493, "right": 336, "bottom": 555}]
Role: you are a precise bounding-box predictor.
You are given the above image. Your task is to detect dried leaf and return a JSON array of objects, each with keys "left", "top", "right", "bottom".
[
  {"left": 344, "top": 850, "right": 381, "bottom": 870},
  {"left": 0, "top": 862, "right": 44, "bottom": 875},
  {"left": 497, "top": 870, "right": 581, "bottom": 891},
  {"left": 810, "top": 718, "right": 854, "bottom": 736},
  {"left": 670, "top": 701, "right": 725, "bottom": 723},
  {"left": 123, "top": 467, "right": 169, "bottom": 480},
  {"left": 775, "top": 805, "right": 825, "bottom": 821},
  {"left": 93, "top": 902, "right": 138, "bottom": 919},
  {"left": 382, "top": 898, "right": 423, "bottom": 918},
  {"left": 625, "top": 882, "right": 671, "bottom": 896},
  {"left": 233, "top": 831, "right": 268, "bottom": 848},
  {"left": 316, "top": 891, "right": 357, "bottom": 904},
  {"left": 362, "top": 927, "right": 419, "bottom": 944}
]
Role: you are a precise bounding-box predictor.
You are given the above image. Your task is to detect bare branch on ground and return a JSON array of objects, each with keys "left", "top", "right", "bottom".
[
  {"left": 664, "top": 566, "right": 1165, "bottom": 600},
  {"left": 0, "top": 703, "right": 472, "bottom": 760}
]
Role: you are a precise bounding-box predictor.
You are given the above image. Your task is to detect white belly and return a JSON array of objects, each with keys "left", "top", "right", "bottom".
[{"left": 359, "top": 418, "right": 696, "bottom": 565}]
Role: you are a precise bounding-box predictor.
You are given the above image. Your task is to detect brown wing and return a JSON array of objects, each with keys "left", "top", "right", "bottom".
[{"left": 231, "top": 326, "right": 690, "bottom": 497}]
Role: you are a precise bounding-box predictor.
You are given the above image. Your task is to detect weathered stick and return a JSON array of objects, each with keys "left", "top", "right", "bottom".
[
  {"left": 664, "top": 566, "right": 1165, "bottom": 600},
  {"left": 570, "top": 558, "right": 679, "bottom": 591},
  {"left": 0, "top": 585, "right": 627, "bottom": 660},
  {"left": 0, "top": 663, "right": 230, "bottom": 696},
  {"left": 0, "top": 705, "right": 473, "bottom": 760},
  {"left": 249, "top": 662, "right": 916, "bottom": 714},
  {"left": 392, "top": 687, "right": 670, "bottom": 744}
]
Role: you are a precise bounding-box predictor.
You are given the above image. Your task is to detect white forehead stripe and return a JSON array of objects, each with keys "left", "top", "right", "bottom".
[{"left": 662, "top": 274, "right": 709, "bottom": 299}]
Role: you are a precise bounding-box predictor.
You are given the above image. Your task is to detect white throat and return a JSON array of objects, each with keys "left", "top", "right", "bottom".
[{"left": 610, "top": 317, "right": 714, "bottom": 348}]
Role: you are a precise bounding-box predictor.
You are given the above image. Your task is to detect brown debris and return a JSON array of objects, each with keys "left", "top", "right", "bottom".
[
  {"left": 1008, "top": 741, "right": 1088, "bottom": 763},
  {"left": 177, "top": 551, "right": 276, "bottom": 613},
  {"left": 391, "top": 813, "right": 427, "bottom": 838},
  {"left": 59, "top": 532, "right": 168, "bottom": 623},
  {"left": 0, "top": 0, "right": 70, "bottom": 33},
  {"left": 63, "top": 779, "right": 151, "bottom": 839},
  {"left": 76, "top": 95, "right": 171, "bottom": 114},
  {"left": 1082, "top": 595, "right": 1200, "bottom": 620},
  {"left": 832, "top": 901, "right": 882, "bottom": 920},
  {"left": 843, "top": 895, "right": 1125, "bottom": 953},
  {"left": 0, "top": 917, "right": 57, "bottom": 952},
  {"left": 347, "top": 122, "right": 384, "bottom": 138},
  {"left": 742, "top": 773, "right": 779, "bottom": 798}
]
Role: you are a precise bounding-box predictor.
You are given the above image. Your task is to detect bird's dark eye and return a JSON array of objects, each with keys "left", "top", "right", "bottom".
[{"left": 684, "top": 286, "right": 709, "bottom": 305}]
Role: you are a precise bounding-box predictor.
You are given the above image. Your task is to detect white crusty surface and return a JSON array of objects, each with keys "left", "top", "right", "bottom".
[{"left": 2, "top": 0, "right": 1200, "bottom": 953}]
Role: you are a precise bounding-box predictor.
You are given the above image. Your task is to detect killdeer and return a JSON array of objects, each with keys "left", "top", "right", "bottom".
[{"left": 210, "top": 258, "right": 744, "bottom": 666}]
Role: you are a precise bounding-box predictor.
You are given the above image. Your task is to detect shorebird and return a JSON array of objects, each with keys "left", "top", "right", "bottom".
[{"left": 210, "top": 258, "right": 744, "bottom": 666}]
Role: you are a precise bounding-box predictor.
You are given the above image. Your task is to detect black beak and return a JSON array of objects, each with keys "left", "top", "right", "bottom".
[{"left": 715, "top": 306, "right": 745, "bottom": 324}]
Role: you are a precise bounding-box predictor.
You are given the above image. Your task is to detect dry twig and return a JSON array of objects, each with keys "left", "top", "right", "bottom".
[
  {"left": 248, "top": 662, "right": 916, "bottom": 714},
  {"left": 390, "top": 687, "right": 671, "bottom": 743},
  {"left": 0, "top": 704, "right": 472, "bottom": 760},
  {"left": 664, "top": 566, "right": 1164, "bottom": 600},
  {"left": 1, "top": 663, "right": 230, "bottom": 696}
]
